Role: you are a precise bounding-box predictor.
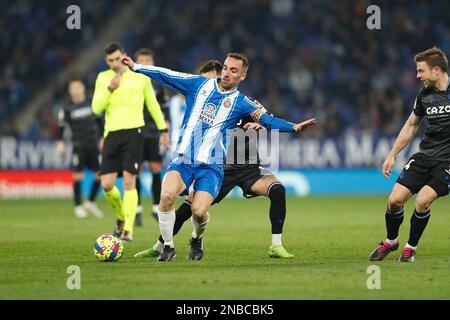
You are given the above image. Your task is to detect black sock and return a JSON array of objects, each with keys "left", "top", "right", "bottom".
[
  {"left": 74, "top": 180, "right": 82, "bottom": 206},
  {"left": 89, "top": 179, "right": 101, "bottom": 202},
  {"left": 385, "top": 206, "right": 404, "bottom": 240},
  {"left": 408, "top": 209, "right": 431, "bottom": 247},
  {"left": 158, "top": 200, "right": 192, "bottom": 243},
  {"left": 136, "top": 176, "right": 142, "bottom": 206},
  {"left": 152, "top": 172, "right": 161, "bottom": 205},
  {"left": 268, "top": 183, "right": 286, "bottom": 234}
]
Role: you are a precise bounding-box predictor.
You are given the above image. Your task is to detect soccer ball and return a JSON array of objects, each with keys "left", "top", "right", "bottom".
[{"left": 93, "top": 233, "right": 124, "bottom": 262}]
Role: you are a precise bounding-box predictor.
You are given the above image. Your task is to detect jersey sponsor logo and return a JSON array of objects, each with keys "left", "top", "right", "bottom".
[
  {"left": 199, "top": 103, "right": 216, "bottom": 126},
  {"left": 426, "top": 105, "right": 450, "bottom": 115},
  {"left": 70, "top": 106, "right": 93, "bottom": 120}
]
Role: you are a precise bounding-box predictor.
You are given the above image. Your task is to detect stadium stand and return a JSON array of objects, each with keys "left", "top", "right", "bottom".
[{"left": 2, "top": 0, "right": 450, "bottom": 141}]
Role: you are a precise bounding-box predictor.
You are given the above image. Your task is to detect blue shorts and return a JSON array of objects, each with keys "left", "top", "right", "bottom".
[{"left": 167, "top": 162, "right": 224, "bottom": 200}]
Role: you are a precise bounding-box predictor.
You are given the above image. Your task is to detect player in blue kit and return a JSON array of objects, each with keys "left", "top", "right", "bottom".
[{"left": 122, "top": 53, "right": 316, "bottom": 261}]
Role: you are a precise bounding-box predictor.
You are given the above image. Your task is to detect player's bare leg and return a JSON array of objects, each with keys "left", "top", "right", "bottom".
[
  {"left": 120, "top": 170, "right": 137, "bottom": 241},
  {"left": 156, "top": 170, "right": 186, "bottom": 261},
  {"left": 249, "top": 175, "right": 293, "bottom": 259},
  {"left": 189, "top": 191, "right": 213, "bottom": 260},
  {"left": 370, "top": 183, "right": 412, "bottom": 261},
  {"left": 399, "top": 185, "right": 437, "bottom": 262}
]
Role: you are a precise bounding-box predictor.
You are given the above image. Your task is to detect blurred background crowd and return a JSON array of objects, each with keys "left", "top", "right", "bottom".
[{"left": 1, "top": 0, "right": 450, "bottom": 141}]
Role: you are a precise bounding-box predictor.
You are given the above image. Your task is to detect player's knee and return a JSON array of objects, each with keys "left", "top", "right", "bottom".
[
  {"left": 191, "top": 203, "right": 208, "bottom": 220},
  {"left": 415, "top": 194, "right": 433, "bottom": 212},
  {"left": 160, "top": 190, "right": 177, "bottom": 208},
  {"left": 268, "top": 183, "right": 285, "bottom": 201},
  {"left": 101, "top": 180, "right": 114, "bottom": 192},
  {"left": 122, "top": 178, "right": 136, "bottom": 191},
  {"left": 387, "top": 193, "right": 406, "bottom": 211}
]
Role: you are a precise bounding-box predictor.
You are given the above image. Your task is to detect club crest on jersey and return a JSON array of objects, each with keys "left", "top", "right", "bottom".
[
  {"left": 223, "top": 98, "right": 232, "bottom": 109},
  {"left": 200, "top": 103, "right": 216, "bottom": 125}
]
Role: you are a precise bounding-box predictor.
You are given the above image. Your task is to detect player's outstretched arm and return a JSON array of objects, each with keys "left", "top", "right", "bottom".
[
  {"left": 122, "top": 55, "right": 200, "bottom": 95},
  {"left": 293, "top": 118, "right": 317, "bottom": 132},
  {"left": 382, "top": 112, "right": 422, "bottom": 179},
  {"left": 256, "top": 111, "right": 316, "bottom": 133}
]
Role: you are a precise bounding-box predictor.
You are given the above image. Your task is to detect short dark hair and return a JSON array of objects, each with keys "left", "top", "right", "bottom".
[
  {"left": 197, "top": 60, "right": 223, "bottom": 75},
  {"left": 104, "top": 42, "right": 124, "bottom": 55},
  {"left": 227, "top": 52, "right": 249, "bottom": 71},
  {"left": 66, "top": 74, "right": 84, "bottom": 86},
  {"left": 134, "top": 47, "right": 155, "bottom": 60},
  {"left": 414, "top": 47, "right": 448, "bottom": 73}
]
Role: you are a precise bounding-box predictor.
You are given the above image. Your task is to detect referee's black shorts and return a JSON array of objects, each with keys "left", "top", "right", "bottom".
[
  {"left": 100, "top": 127, "right": 143, "bottom": 175},
  {"left": 70, "top": 145, "right": 100, "bottom": 172},
  {"left": 396, "top": 152, "right": 450, "bottom": 197},
  {"left": 213, "top": 164, "right": 274, "bottom": 204}
]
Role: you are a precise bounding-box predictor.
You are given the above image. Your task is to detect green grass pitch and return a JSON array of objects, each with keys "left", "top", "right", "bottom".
[{"left": 1, "top": 196, "right": 449, "bottom": 299}]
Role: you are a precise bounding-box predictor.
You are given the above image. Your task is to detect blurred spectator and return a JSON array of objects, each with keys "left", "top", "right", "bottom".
[{"left": 2, "top": 0, "right": 450, "bottom": 141}]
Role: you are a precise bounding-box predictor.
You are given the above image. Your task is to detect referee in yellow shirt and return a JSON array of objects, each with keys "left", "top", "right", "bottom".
[{"left": 92, "top": 42, "right": 169, "bottom": 242}]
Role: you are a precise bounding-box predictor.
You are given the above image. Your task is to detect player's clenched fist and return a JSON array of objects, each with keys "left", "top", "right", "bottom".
[
  {"left": 122, "top": 55, "right": 135, "bottom": 69},
  {"left": 293, "top": 118, "right": 316, "bottom": 132}
]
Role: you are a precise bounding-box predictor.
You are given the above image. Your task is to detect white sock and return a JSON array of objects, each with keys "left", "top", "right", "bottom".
[
  {"left": 152, "top": 204, "right": 159, "bottom": 213},
  {"left": 405, "top": 243, "right": 417, "bottom": 250},
  {"left": 153, "top": 239, "right": 164, "bottom": 252},
  {"left": 158, "top": 209, "right": 175, "bottom": 247},
  {"left": 192, "top": 213, "right": 210, "bottom": 239},
  {"left": 272, "top": 234, "right": 282, "bottom": 246},
  {"left": 386, "top": 237, "right": 399, "bottom": 245}
]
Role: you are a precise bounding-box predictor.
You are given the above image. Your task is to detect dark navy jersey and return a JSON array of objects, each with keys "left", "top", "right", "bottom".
[
  {"left": 413, "top": 78, "right": 450, "bottom": 160},
  {"left": 224, "top": 115, "right": 261, "bottom": 170},
  {"left": 58, "top": 99, "right": 102, "bottom": 147},
  {"left": 224, "top": 101, "right": 270, "bottom": 169},
  {"left": 142, "top": 82, "right": 170, "bottom": 138}
]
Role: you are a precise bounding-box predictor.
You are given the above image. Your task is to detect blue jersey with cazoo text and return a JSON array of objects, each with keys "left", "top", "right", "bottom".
[{"left": 132, "top": 63, "right": 295, "bottom": 164}]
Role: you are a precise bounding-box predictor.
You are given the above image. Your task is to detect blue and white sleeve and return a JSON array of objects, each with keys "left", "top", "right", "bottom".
[
  {"left": 241, "top": 96, "right": 295, "bottom": 132},
  {"left": 132, "top": 63, "right": 201, "bottom": 95}
]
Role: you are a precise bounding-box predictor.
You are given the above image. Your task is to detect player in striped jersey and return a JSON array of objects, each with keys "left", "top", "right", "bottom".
[
  {"left": 122, "top": 53, "right": 316, "bottom": 261},
  {"left": 135, "top": 60, "right": 298, "bottom": 260}
]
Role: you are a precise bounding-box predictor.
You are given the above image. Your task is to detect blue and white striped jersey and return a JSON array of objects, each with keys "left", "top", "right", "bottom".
[{"left": 132, "top": 64, "right": 295, "bottom": 164}]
